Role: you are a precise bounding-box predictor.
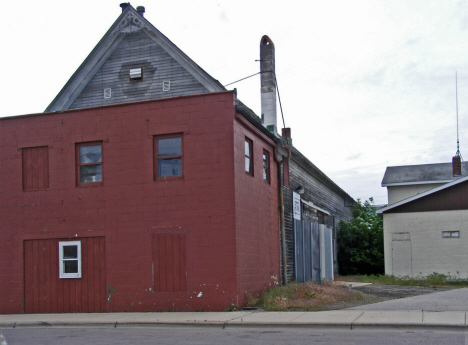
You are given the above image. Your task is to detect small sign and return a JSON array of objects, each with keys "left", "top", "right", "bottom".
[{"left": 293, "top": 192, "right": 301, "bottom": 220}]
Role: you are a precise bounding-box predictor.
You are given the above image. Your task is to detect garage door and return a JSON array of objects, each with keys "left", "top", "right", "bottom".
[{"left": 24, "top": 237, "right": 106, "bottom": 313}]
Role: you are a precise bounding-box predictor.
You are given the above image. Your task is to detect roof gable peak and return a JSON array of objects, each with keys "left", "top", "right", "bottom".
[{"left": 111, "top": 9, "right": 150, "bottom": 35}]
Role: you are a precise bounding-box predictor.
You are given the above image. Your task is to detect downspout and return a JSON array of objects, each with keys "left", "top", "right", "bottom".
[{"left": 274, "top": 145, "right": 289, "bottom": 285}]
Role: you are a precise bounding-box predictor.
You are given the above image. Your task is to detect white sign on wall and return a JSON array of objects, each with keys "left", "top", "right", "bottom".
[{"left": 293, "top": 192, "right": 301, "bottom": 220}]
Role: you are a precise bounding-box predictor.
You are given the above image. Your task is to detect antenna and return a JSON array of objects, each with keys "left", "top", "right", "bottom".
[{"left": 455, "top": 71, "right": 462, "bottom": 158}]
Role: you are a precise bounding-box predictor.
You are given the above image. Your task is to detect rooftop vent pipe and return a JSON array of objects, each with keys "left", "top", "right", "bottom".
[
  {"left": 120, "top": 3, "right": 130, "bottom": 12},
  {"left": 136, "top": 6, "right": 145, "bottom": 16}
]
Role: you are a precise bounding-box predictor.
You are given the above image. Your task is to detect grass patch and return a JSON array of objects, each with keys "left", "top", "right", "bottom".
[
  {"left": 336, "top": 273, "right": 468, "bottom": 287},
  {"left": 245, "top": 281, "right": 364, "bottom": 311}
]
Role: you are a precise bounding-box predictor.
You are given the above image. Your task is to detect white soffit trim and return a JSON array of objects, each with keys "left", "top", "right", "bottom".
[
  {"left": 301, "top": 199, "right": 331, "bottom": 215},
  {"left": 377, "top": 175, "right": 468, "bottom": 214},
  {"left": 382, "top": 180, "right": 454, "bottom": 187}
]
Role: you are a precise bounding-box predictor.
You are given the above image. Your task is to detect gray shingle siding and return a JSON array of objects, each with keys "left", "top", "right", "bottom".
[
  {"left": 282, "top": 158, "right": 353, "bottom": 282},
  {"left": 70, "top": 30, "right": 209, "bottom": 110}
]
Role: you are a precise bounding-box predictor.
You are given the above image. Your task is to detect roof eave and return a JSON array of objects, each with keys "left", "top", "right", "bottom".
[
  {"left": 382, "top": 179, "right": 454, "bottom": 187},
  {"left": 377, "top": 175, "right": 468, "bottom": 214}
]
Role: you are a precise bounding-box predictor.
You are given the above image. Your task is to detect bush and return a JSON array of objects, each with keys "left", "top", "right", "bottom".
[{"left": 337, "top": 198, "right": 384, "bottom": 275}]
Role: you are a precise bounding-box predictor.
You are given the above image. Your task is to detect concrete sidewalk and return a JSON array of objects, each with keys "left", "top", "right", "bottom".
[
  {"left": 1, "top": 310, "right": 467, "bottom": 331},
  {"left": 3, "top": 287, "right": 468, "bottom": 331}
]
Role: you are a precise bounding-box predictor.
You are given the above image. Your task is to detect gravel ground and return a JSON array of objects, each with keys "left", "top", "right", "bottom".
[{"left": 324, "top": 284, "right": 456, "bottom": 310}]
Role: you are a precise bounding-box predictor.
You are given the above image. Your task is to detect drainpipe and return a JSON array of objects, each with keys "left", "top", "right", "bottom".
[{"left": 274, "top": 145, "right": 289, "bottom": 285}]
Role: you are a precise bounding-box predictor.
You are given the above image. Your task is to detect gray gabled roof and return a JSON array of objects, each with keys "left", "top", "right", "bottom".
[
  {"left": 381, "top": 162, "right": 468, "bottom": 187},
  {"left": 46, "top": 4, "right": 225, "bottom": 112},
  {"left": 377, "top": 175, "right": 468, "bottom": 214}
]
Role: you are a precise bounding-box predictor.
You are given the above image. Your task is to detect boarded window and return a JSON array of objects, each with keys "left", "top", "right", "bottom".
[
  {"left": 152, "top": 233, "right": 187, "bottom": 292},
  {"left": 22, "top": 146, "right": 49, "bottom": 191}
]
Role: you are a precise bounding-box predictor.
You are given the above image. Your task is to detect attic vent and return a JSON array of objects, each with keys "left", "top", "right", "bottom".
[
  {"left": 130, "top": 68, "right": 142, "bottom": 81},
  {"left": 104, "top": 88, "right": 112, "bottom": 99},
  {"left": 163, "top": 81, "right": 171, "bottom": 91}
]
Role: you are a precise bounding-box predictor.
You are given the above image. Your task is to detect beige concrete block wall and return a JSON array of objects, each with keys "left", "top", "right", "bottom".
[
  {"left": 387, "top": 184, "right": 444, "bottom": 205},
  {"left": 384, "top": 210, "right": 468, "bottom": 278}
]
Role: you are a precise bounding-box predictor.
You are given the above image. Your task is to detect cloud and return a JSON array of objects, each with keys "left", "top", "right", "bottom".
[{"left": 346, "top": 153, "right": 362, "bottom": 161}]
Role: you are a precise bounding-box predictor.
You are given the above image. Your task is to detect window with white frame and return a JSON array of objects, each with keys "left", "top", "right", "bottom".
[{"left": 59, "top": 241, "right": 82, "bottom": 278}]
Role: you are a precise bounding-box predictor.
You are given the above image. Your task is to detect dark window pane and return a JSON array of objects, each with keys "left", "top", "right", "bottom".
[
  {"left": 79, "top": 145, "right": 102, "bottom": 163},
  {"left": 158, "top": 138, "right": 181, "bottom": 157},
  {"left": 245, "top": 157, "right": 251, "bottom": 173},
  {"left": 63, "top": 245, "right": 78, "bottom": 259},
  {"left": 158, "top": 158, "right": 182, "bottom": 177},
  {"left": 245, "top": 141, "right": 250, "bottom": 157},
  {"left": 80, "top": 164, "right": 102, "bottom": 183},
  {"left": 64, "top": 260, "right": 78, "bottom": 273}
]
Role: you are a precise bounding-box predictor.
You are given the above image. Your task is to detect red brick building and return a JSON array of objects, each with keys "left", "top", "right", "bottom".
[
  {"left": 0, "top": 90, "right": 280, "bottom": 313},
  {"left": 0, "top": 4, "right": 353, "bottom": 314}
]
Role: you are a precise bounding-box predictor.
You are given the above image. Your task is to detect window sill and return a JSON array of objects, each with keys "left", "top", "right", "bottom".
[
  {"left": 77, "top": 182, "right": 104, "bottom": 188},
  {"left": 155, "top": 175, "right": 184, "bottom": 182}
]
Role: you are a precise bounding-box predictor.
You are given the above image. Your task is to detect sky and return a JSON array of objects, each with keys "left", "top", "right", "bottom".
[{"left": 2, "top": 0, "right": 468, "bottom": 205}]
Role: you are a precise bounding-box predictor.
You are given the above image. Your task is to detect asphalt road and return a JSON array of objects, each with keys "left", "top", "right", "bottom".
[{"left": 2, "top": 327, "right": 468, "bottom": 345}]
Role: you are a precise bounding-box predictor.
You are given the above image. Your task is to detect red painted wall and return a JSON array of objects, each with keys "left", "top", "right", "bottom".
[
  {"left": 233, "top": 117, "right": 280, "bottom": 304},
  {"left": 0, "top": 91, "right": 279, "bottom": 313}
]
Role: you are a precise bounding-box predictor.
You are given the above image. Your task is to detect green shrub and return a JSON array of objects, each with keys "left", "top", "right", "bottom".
[{"left": 337, "top": 198, "right": 384, "bottom": 275}]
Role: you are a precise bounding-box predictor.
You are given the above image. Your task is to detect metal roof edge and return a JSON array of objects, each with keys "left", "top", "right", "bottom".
[
  {"left": 382, "top": 180, "right": 454, "bottom": 187},
  {"left": 377, "top": 175, "right": 468, "bottom": 214}
]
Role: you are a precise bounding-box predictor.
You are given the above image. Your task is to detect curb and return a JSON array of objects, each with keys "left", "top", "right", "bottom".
[{"left": 2, "top": 321, "right": 468, "bottom": 331}]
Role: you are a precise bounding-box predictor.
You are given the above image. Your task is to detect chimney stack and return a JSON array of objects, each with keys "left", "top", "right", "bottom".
[
  {"left": 136, "top": 6, "right": 145, "bottom": 16},
  {"left": 120, "top": 3, "right": 130, "bottom": 12},
  {"left": 260, "top": 35, "right": 277, "bottom": 135},
  {"left": 453, "top": 155, "right": 462, "bottom": 176},
  {"left": 282, "top": 127, "right": 291, "bottom": 145}
]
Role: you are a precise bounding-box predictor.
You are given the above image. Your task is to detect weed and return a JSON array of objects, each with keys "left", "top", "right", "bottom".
[
  {"left": 224, "top": 304, "right": 238, "bottom": 312},
  {"left": 247, "top": 281, "right": 363, "bottom": 311}
]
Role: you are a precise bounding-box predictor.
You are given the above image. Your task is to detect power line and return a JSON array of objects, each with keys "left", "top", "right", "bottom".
[
  {"left": 224, "top": 69, "right": 287, "bottom": 130},
  {"left": 224, "top": 71, "right": 265, "bottom": 87}
]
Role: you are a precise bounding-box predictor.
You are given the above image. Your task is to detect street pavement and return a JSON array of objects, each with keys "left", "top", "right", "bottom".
[
  {"left": 1, "top": 285, "right": 468, "bottom": 331},
  {"left": 348, "top": 286, "right": 468, "bottom": 311}
]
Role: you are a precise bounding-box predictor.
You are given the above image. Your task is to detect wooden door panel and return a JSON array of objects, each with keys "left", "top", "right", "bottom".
[{"left": 24, "top": 237, "right": 106, "bottom": 313}]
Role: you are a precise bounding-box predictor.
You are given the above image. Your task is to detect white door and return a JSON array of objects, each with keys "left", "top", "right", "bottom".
[{"left": 392, "top": 240, "right": 412, "bottom": 277}]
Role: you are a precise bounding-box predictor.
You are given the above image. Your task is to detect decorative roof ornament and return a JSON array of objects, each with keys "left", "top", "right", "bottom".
[{"left": 111, "top": 12, "right": 150, "bottom": 35}]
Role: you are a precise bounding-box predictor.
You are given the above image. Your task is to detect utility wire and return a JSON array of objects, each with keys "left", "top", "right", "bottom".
[
  {"left": 274, "top": 75, "right": 286, "bottom": 129},
  {"left": 224, "top": 72, "right": 264, "bottom": 87},
  {"left": 224, "top": 70, "right": 287, "bottom": 130}
]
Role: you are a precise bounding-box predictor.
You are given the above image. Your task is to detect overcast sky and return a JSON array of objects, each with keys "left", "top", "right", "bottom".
[{"left": 2, "top": 1, "right": 468, "bottom": 204}]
